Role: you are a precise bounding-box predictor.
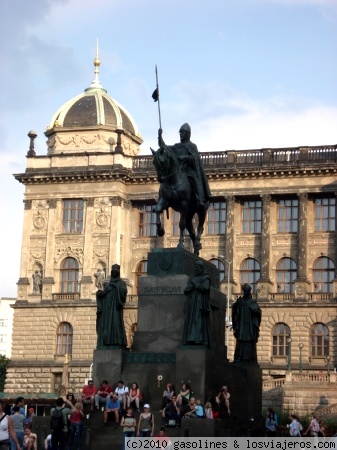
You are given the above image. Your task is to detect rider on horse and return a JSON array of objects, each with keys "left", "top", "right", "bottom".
[{"left": 159, "top": 123, "right": 211, "bottom": 209}]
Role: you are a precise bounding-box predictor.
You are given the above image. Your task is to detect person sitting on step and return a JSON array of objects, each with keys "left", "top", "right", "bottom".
[{"left": 162, "top": 395, "right": 180, "bottom": 428}]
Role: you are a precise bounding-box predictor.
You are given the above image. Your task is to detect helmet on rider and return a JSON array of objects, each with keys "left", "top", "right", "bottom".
[{"left": 179, "top": 123, "right": 191, "bottom": 134}]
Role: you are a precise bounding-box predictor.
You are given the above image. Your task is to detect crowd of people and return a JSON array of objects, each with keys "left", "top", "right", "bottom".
[{"left": 2, "top": 382, "right": 334, "bottom": 450}]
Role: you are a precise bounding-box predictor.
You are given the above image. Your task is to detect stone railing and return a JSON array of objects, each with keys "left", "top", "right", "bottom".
[
  {"left": 126, "top": 295, "right": 138, "bottom": 306},
  {"left": 52, "top": 293, "right": 80, "bottom": 301},
  {"left": 132, "top": 145, "right": 337, "bottom": 169},
  {"left": 307, "top": 293, "right": 334, "bottom": 302},
  {"left": 290, "top": 373, "right": 335, "bottom": 383},
  {"left": 268, "top": 293, "right": 295, "bottom": 302},
  {"left": 315, "top": 403, "right": 337, "bottom": 418},
  {"left": 262, "top": 379, "right": 285, "bottom": 390}
]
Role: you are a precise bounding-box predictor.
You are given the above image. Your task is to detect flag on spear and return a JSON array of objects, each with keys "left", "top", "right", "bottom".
[{"left": 152, "top": 65, "right": 162, "bottom": 131}]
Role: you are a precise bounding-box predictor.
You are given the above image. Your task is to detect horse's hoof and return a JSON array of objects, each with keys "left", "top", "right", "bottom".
[{"left": 157, "top": 228, "right": 165, "bottom": 237}]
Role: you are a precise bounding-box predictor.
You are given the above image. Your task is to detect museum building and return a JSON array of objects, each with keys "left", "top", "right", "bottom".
[{"left": 5, "top": 56, "right": 337, "bottom": 396}]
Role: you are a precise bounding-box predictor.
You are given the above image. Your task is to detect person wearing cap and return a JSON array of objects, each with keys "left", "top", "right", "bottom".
[
  {"left": 158, "top": 123, "right": 211, "bottom": 209},
  {"left": 137, "top": 404, "right": 154, "bottom": 437},
  {"left": 96, "top": 264, "right": 127, "bottom": 348}
]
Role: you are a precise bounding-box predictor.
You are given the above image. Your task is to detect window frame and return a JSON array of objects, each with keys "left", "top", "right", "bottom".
[
  {"left": 240, "top": 258, "right": 261, "bottom": 294},
  {"left": 207, "top": 202, "right": 227, "bottom": 235},
  {"left": 62, "top": 199, "right": 84, "bottom": 234},
  {"left": 276, "top": 258, "right": 297, "bottom": 294},
  {"left": 277, "top": 199, "right": 299, "bottom": 233},
  {"left": 241, "top": 200, "right": 262, "bottom": 234},
  {"left": 60, "top": 257, "right": 79, "bottom": 293},
  {"left": 314, "top": 197, "right": 336, "bottom": 232},
  {"left": 272, "top": 323, "right": 291, "bottom": 357},
  {"left": 310, "top": 323, "right": 329, "bottom": 357},
  {"left": 313, "top": 257, "right": 335, "bottom": 293},
  {"left": 138, "top": 205, "right": 157, "bottom": 237},
  {"left": 56, "top": 322, "right": 73, "bottom": 356}
]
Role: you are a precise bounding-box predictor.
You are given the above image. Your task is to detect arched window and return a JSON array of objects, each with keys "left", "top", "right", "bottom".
[
  {"left": 310, "top": 323, "right": 329, "bottom": 357},
  {"left": 136, "top": 260, "right": 148, "bottom": 293},
  {"left": 313, "top": 257, "right": 335, "bottom": 293},
  {"left": 240, "top": 258, "right": 260, "bottom": 294},
  {"left": 272, "top": 323, "right": 290, "bottom": 357},
  {"left": 209, "top": 258, "right": 225, "bottom": 283},
  {"left": 60, "top": 258, "right": 79, "bottom": 293},
  {"left": 276, "top": 258, "right": 297, "bottom": 293},
  {"left": 56, "top": 322, "right": 73, "bottom": 356}
]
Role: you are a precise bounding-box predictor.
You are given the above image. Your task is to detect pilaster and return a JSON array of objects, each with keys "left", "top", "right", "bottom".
[
  {"left": 43, "top": 199, "right": 57, "bottom": 299},
  {"left": 295, "top": 192, "right": 310, "bottom": 299},
  {"left": 224, "top": 195, "right": 235, "bottom": 285},
  {"left": 258, "top": 194, "right": 273, "bottom": 298}
]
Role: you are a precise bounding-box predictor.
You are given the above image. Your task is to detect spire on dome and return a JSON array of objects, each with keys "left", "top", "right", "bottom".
[{"left": 85, "top": 38, "right": 107, "bottom": 93}]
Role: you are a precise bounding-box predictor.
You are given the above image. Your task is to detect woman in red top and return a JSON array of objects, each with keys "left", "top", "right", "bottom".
[
  {"left": 68, "top": 403, "right": 84, "bottom": 450},
  {"left": 128, "top": 383, "right": 141, "bottom": 412}
]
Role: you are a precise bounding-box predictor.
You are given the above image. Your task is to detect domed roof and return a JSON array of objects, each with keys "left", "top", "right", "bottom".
[{"left": 47, "top": 49, "right": 141, "bottom": 141}]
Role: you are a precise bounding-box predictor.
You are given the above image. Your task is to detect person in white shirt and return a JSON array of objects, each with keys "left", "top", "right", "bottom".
[{"left": 114, "top": 381, "right": 129, "bottom": 409}]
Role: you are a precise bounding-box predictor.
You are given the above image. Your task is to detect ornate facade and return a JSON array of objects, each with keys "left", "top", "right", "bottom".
[{"left": 5, "top": 58, "right": 337, "bottom": 396}]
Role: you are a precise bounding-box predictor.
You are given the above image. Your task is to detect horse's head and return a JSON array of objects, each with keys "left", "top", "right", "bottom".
[{"left": 151, "top": 146, "right": 178, "bottom": 183}]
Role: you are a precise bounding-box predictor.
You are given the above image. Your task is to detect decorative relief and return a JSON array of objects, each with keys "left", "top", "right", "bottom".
[
  {"left": 18, "top": 287, "right": 26, "bottom": 299},
  {"left": 47, "top": 133, "right": 139, "bottom": 155},
  {"left": 81, "top": 285, "right": 89, "bottom": 298},
  {"left": 308, "top": 235, "right": 335, "bottom": 246},
  {"left": 32, "top": 210, "right": 47, "bottom": 231},
  {"left": 93, "top": 249, "right": 109, "bottom": 260},
  {"left": 30, "top": 251, "right": 46, "bottom": 263},
  {"left": 237, "top": 237, "right": 261, "bottom": 247},
  {"left": 110, "top": 196, "right": 123, "bottom": 207},
  {"left": 94, "top": 198, "right": 112, "bottom": 230},
  {"left": 55, "top": 237, "right": 84, "bottom": 246},
  {"left": 32, "top": 200, "right": 48, "bottom": 210},
  {"left": 54, "top": 246, "right": 84, "bottom": 266},
  {"left": 84, "top": 197, "right": 95, "bottom": 207},
  {"left": 296, "top": 284, "right": 304, "bottom": 295}
]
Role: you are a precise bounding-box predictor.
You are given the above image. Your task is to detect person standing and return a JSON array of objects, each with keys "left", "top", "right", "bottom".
[
  {"left": 0, "top": 399, "right": 21, "bottom": 450},
  {"left": 9, "top": 407, "right": 24, "bottom": 450},
  {"left": 120, "top": 407, "right": 136, "bottom": 450},
  {"left": 50, "top": 397, "right": 75, "bottom": 450},
  {"left": 232, "top": 284, "right": 261, "bottom": 364},
  {"left": 67, "top": 403, "right": 84, "bottom": 450},
  {"left": 305, "top": 414, "right": 320, "bottom": 437},
  {"left": 137, "top": 404, "right": 154, "bottom": 437},
  {"left": 96, "top": 264, "right": 127, "bottom": 348}
]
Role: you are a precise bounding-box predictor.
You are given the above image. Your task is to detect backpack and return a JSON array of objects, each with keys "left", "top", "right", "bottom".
[{"left": 50, "top": 408, "right": 64, "bottom": 432}]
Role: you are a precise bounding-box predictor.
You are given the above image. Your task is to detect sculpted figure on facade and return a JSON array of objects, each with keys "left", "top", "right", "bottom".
[
  {"left": 32, "top": 270, "right": 42, "bottom": 294},
  {"left": 96, "top": 264, "right": 127, "bottom": 348},
  {"left": 232, "top": 284, "right": 261, "bottom": 364},
  {"left": 94, "top": 268, "right": 106, "bottom": 291},
  {"left": 183, "top": 260, "right": 211, "bottom": 346}
]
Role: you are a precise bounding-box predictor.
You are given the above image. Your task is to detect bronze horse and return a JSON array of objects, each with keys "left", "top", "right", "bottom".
[{"left": 151, "top": 145, "right": 208, "bottom": 255}]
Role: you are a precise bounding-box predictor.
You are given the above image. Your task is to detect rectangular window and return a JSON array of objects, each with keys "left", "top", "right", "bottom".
[
  {"left": 138, "top": 205, "right": 157, "bottom": 237},
  {"left": 242, "top": 200, "right": 262, "bottom": 233},
  {"left": 0, "top": 320, "right": 7, "bottom": 327},
  {"left": 315, "top": 197, "right": 336, "bottom": 231},
  {"left": 62, "top": 199, "right": 84, "bottom": 233},
  {"left": 278, "top": 199, "right": 298, "bottom": 233},
  {"left": 207, "top": 202, "right": 226, "bottom": 235}
]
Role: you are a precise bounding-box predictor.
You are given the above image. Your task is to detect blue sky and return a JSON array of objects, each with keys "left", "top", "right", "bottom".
[{"left": 0, "top": 0, "right": 336, "bottom": 297}]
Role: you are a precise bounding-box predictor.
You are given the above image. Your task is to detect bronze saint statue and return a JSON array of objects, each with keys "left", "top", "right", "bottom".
[
  {"left": 151, "top": 124, "right": 211, "bottom": 255},
  {"left": 232, "top": 284, "right": 262, "bottom": 363},
  {"left": 96, "top": 264, "right": 127, "bottom": 348},
  {"left": 183, "top": 260, "right": 211, "bottom": 346}
]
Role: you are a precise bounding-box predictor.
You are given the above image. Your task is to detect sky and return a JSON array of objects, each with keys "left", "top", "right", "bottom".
[{"left": 0, "top": 0, "right": 337, "bottom": 297}]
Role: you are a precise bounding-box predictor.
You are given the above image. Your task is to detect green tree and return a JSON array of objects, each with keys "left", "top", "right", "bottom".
[{"left": 0, "top": 355, "right": 10, "bottom": 391}]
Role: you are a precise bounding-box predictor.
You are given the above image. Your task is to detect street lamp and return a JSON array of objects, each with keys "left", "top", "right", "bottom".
[
  {"left": 326, "top": 355, "right": 331, "bottom": 376},
  {"left": 298, "top": 343, "right": 304, "bottom": 374},
  {"left": 287, "top": 337, "right": 292, "bottom": 371},
  {"left": 219, "top": 255, "right": 232, "bottom": 347}
]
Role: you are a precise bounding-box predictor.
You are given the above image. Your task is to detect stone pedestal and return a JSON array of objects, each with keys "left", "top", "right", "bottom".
[{"left": 93, "top": 348, "right": 123, "bottom": 386}]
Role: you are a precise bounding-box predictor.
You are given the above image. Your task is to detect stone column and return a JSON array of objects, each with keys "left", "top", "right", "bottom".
[
  {"left": 333, "top": 192, "right": 337, "bottom": 299},
  {"left": 257, "top": 194, "right": 273, "bottom": 299},
  {"left": 80, "top": 198, "right": 94, "bottom": 299},
  {"left": 295, "top": 193, "right": 310, "bottom": 299},
  {"left": 224, "top": 195, "right": 235, "bottom": 286},
  {"left": 109, "top": 196, "right": 123, "bottom": 266},
  {"left": 17, "top": 200, "right": 32, "bottom": 300},
  {"left": 41, "top": 199, "right": 57, "bottom": 300}
]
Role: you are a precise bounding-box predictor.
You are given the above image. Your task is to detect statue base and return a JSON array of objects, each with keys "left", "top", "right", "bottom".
[{"left": 93, "top": 348, "right": 123, "bottom": 386}]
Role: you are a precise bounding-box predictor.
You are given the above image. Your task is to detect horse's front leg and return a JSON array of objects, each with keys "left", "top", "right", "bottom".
[
  {"left": 194, "top": 207, "right": 207, "bottom": 254},
  {"left": 153, "top": 197, "right": 168, "bottom": 237},
  {"left": 178, "top": 202, "right": 188, "bottom": 249}
]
